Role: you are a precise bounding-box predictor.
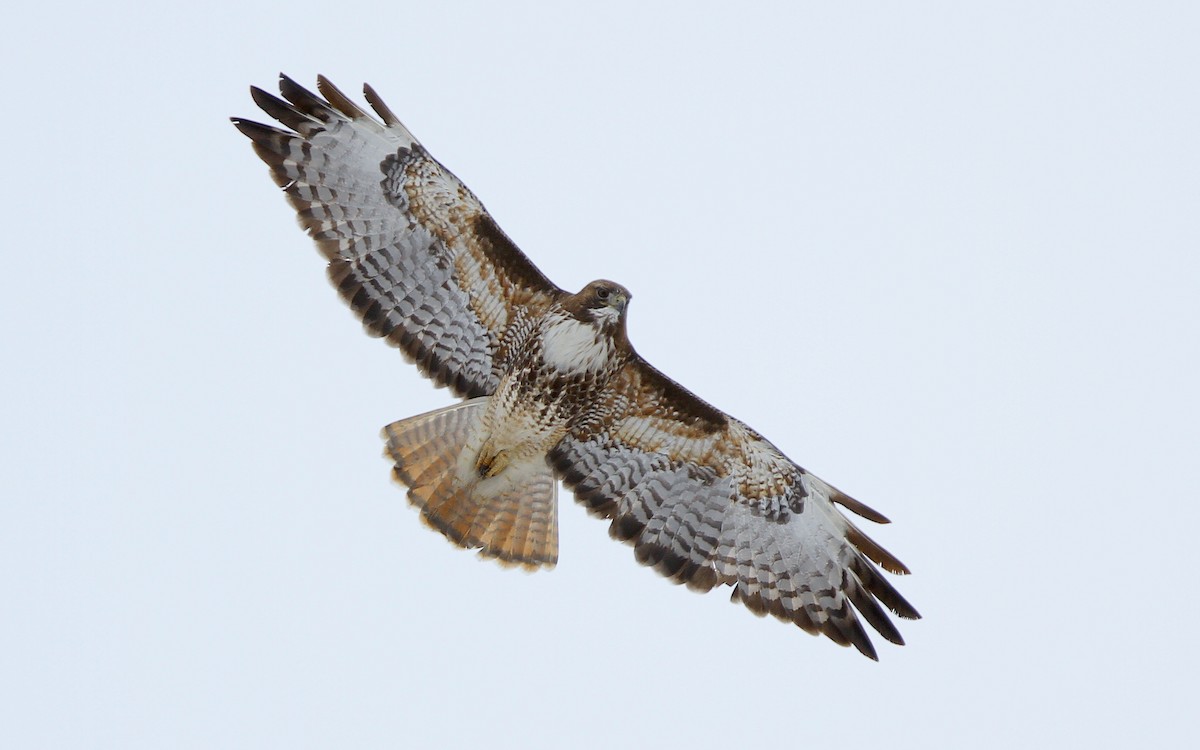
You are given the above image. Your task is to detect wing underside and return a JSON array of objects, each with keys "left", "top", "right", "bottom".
[
  {"left": 233, "top": 74, "right": 563, "bottom": 397},
  {"left": 551, "top": 358, "right": 920, "bottom": 659}
]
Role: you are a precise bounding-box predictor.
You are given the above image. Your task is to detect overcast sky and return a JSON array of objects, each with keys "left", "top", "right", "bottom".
[{"left": 4, "top": 2, "right": 1198, "bottom": 748}]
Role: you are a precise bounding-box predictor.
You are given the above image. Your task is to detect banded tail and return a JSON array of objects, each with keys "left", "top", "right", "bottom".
[{"left": 382, "top": 398, "right": 559, "bottom": 569}]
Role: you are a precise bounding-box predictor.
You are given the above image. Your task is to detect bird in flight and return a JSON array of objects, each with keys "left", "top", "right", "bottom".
[{"left": 233, "top": 74, "right": 919, "bottom": 659}]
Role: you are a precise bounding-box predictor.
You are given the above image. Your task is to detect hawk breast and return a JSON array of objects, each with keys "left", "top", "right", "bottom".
[{"left": 540, "top": 313, "right": 617, "bottom": 375}]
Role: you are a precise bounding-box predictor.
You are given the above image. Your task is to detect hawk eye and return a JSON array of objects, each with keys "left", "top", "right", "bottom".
[{"left": 597, "top": 287, "right": 610, "bottom": 300}]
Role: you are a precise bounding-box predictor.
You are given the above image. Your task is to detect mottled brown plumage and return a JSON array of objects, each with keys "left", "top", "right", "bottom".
[{"left": 234, "top": 74, "right": 920, "bottom": 659}]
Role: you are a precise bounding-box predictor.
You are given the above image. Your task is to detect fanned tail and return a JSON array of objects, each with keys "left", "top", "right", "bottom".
[{"left": 382, "top": 398, "right": 559, "bottom": 569}]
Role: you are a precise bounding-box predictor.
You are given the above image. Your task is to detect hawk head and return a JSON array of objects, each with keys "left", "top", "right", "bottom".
[{"left": 565, "top": 280, "right": 631, "bottom": 330}]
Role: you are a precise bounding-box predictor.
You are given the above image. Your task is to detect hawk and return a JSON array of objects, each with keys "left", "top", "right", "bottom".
[{"left": 233, "top": 74, "right": 920, "bottom": 659}]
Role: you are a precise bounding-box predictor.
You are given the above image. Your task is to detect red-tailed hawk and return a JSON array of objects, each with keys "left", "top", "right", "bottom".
[{"left": 233, "top": 74, "right": 920, "bottom": 659}]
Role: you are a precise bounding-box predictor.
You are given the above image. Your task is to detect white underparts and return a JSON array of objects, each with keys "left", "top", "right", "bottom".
[{"left": 541, "top": 315, "right": 613, "bottom": 374}]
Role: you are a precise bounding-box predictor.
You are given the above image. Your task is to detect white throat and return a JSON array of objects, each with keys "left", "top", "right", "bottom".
[
  {"left": 591, "top": 305, "right": 621, "bottom": 326},
  {"left": 541, "top": 314, "right": 614, "bottom": 374}
]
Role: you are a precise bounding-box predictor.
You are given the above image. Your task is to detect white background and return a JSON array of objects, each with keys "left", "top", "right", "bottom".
[{"left": 4, "top": 2, "right": 1198, "bottom": 747}]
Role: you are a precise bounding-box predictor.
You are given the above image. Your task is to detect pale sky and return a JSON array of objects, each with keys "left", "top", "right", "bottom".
[{"left": 4, "top": 2, "right": 1198, "bottom": 748}]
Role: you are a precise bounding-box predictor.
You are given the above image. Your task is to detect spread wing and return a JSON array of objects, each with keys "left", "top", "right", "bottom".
[
  {"left": 549, "top": 358, "right": 920, "bottom": 660},
  {"left": 233, "top": 75, "right": 563, "bottom": 398}
]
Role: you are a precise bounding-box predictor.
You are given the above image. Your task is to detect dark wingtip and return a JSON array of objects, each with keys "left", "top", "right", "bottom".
[
  {"left": 230, "top": 117, "right": 269, "bottom": 139},
  {"left": 846, "top": 524, "right": 911, "bottom": 575},
  {"left": 831, "top": 616, "right": 879, "bottom": 661},
  {"left": 250, "top": 85, "right": 282, "bottom": 113},
  {"left": 277, "top": 73, "right": 329, "bottom": 116},
  {"left": 832, "top": 490, "right": 892, "bottom": 524},
  {"left": 363, "top": 81, "right": 402, "bottom": 126},
  {"left": 229, "top": 117, "right": 285, "bottom": 145},
  {"left": 317, "top": 74, "right": 370, "bottom": 120}
]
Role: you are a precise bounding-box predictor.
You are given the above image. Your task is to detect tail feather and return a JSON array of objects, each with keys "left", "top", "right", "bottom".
[
  {"left": 478, "top": 471, "right": 559, "bottom": 567},
  {"left": 382, "top": 398, "right": 559, "bottom": 569}
]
